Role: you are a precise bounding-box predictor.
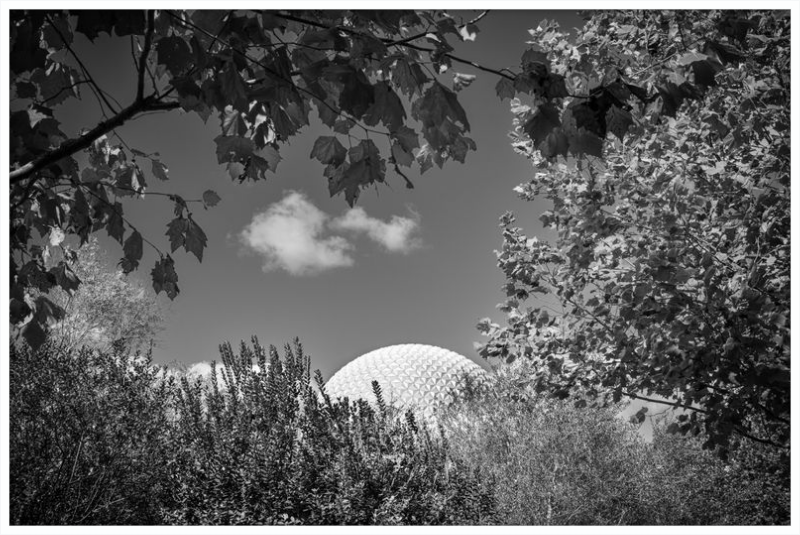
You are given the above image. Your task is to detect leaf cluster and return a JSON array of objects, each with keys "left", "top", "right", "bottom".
[{"left": 479, "top": 10, "right": 790, "bottom": 455}]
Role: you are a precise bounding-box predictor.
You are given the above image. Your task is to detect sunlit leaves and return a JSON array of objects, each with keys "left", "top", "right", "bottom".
[
  {"left": 452, "top": 72, "right": 477, "bottom": 92},
  {"left": 484, "top": 10, "right": 790, "bottom": 455}
]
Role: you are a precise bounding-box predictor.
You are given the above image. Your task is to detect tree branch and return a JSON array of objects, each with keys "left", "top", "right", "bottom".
[
  {"left": 275, "top": 11, "right": 517, "bottom": 81},
  {"left": 137, "top": 10, "right": 156, "bottom": 101},
  {"left": 10, "top": 97, "right": 179, "bottom": 184}
]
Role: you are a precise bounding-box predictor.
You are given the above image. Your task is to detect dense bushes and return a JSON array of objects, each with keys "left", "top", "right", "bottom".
[
  {"left": 10, "top": 341, "right": 171, "bottom": 524},
  {"left": 10, "top": 338, "right": 494, "bottom": 525},
  {"left": 438, "top": 363, "right": 791, "bottom": 525},
  {"left": 9, "top": 338, "right": 789, "bottom": 525}
]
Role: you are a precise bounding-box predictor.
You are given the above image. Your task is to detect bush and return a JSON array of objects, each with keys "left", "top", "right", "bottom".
[
  {"left": 9, "top": 341, "right": 172, "bottom": 524},
  {"left": 437, "top": 362, "right": 790, "bottom": 525},
  {"left": 158, "top": 338, "right": 496, "bottom": 525},
  {"left": 11, "top": 336, "right": 787, "bottom": 525}
]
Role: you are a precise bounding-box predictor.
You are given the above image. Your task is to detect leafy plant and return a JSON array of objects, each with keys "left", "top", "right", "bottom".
[
  {"left": 23, "top": 237, "right": 164, "bottom": 352},
  {"left": 477, "top": 10, "right": 790, "bottom": 455},
  {"left": 9, "top": 341, "right": 172, "bottom": 524},
  {"left": 439, "top": 360, "right": 790, "bottom": 525},
  {"left": 159, "top": 337, "right": 495, "bottom": 525}
]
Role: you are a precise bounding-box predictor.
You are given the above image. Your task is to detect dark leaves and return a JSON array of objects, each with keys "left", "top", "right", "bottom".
[
  {"left": 166, "top": 216, "right": 207, "bottom": 262},
  {"left": 310, "top": 136, "right": 347, "bottom": 166},
  {"left": 156, "top": 36, "right": 192, "bottom": 76},
  {"left": 524, "top": 103, "right": 561, "bottom": 146},
  {"left": 151, "top": 255, "right": 179, "bottom": 299},
  {"left": 606, "top": 105, "right": 634, "bottom": 141},
  {"left": 121, "top": 230, "right": 144, "bottom": 274},
  {"left": 495, "top": 77, "right": 516, "bottom": 100},
  {"left": 202, "top": 190, "right": 221, "bottom": 207}
]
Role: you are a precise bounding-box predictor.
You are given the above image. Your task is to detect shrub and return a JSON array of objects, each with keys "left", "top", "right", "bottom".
[
  {"left": 9, "top": 341, "right": 172, "bottom": 524},
  {"left": 157, "top": 338, "right": 496, "bottom": 525},
  {"left": 438, "top": 362, "right": 790, "bottom": 525}
]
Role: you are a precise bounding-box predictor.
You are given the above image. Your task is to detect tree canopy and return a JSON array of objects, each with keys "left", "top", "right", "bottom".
[
  {"left": 476, "top": 10, "right": 790, "bottom": 455},
  {"left": 10, "top": 8, "right": 705, "bottom": 348}
]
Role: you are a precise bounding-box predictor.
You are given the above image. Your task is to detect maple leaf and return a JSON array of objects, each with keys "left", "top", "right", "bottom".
[
  {"left": 156, "top": 35, "right": 192, "bottom": 76},
  {"left": 567, "top": 128, "right": 604, "bottom": 157},
  {"left": 391, "top": 142, "right": 414, "bottom": 167},
  {"left": 691, "top": 58, "right": 724, "bottom": 88},
  {"left": 214, "top": 135, "right": 254, "bottom": 164},
  {"left": 49, "top": 261, "right": 81, "bottom": 294},
  {"left": 311, "top": 136, "right": 347, "bottom": 166},
  {"left": 606, "top": 105, "right": 634, "bottom": 141},
  {"left": 362, "top": 82, "right": 406, "bottom": 130},
  {"left": 10, "top": 16, "right": 47, "bottom": 73},
  {"left": 524, "top": 103, "right": 561, "bottom": 146},
  {"left": 391, "top": 57, "right": 429, "bottom": 96},
  {"left": 151, "top": 255, "right": 179, "bottom": 299},
  {"left": 166, "top": 217, "right": 189, "bottom": 253},
  {"left": 202, "top": 190, "right": 221, "bottom": 207},
  {"left": 105, "top": 202, "right": 125, "bottom": 244},
  {"left": 184, "top": 217, "right": 208, "bottom": 262},
  {"left": 30, "top": 62, "right": 81, "bottom": 106},
  {"left": 121, "top": 230, "right": 143, "bottom": 273},
  {"left": 521, "top": 48, "right": 550, "bottom": 75},
  {"left": 42, "top": 14, "right": 72, "bottom": 51},
  {"left": 244, "top": 154, "right": 276, "bottom": 181},
  {"left": 222, "top": 60, "right": 249, "bottom": 112},
  {"left": 392, "top": 125, "right": 420, "bottom": 153},
  {"left": 495, "top": 77, "right": 516, "bottom": 100},
  {"left": 152, "top": 159, "right": 169, "bottom": 180}
]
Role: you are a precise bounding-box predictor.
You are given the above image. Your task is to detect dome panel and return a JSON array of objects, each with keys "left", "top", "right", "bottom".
[{"left": 324, "top": 344, "right": 488, "bottom": 417}]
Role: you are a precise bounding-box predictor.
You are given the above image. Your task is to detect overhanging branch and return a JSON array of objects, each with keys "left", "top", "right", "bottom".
[{"left": 10, "top": 97, "right": 179, "bottom": 185}]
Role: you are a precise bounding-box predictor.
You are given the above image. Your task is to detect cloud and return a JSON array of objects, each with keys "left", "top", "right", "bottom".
[
  {"left": 331, "top": 207, "right": 421, "bottom": 254},
  {"left": 240, "top": 191, "right": 354, "bottom": 276},
  {"left": 240, "top": 191, "right": 422, "bottom": 276}
]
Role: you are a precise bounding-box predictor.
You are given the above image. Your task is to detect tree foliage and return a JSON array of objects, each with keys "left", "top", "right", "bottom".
[
  {"left": 35, "top": 237, "right": 163, "bottom": 352},
  {"left": 477, "top": 10, "right": 790, "bottom": 455},
  {"left": 10, "top": 9, "right": 711, "bottom": 348}
]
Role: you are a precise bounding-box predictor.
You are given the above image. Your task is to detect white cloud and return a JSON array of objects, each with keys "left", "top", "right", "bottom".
[
  {"left": 240, "top": 191, "right": 422, "bottom": 276},
  {"left": 240, "top": 191, "right": 354, "bottom": 276},
  {"left": 331, "top": 207, "right": 421, "bottom": 254}
]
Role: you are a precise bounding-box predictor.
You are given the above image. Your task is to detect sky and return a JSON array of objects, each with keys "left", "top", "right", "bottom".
[{"left": 27, "top": 9, "right": 587, "bottom": 382}]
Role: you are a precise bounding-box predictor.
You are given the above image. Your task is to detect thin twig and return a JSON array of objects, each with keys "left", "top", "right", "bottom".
[{"left": 137, "top": 10, "right": 156, "bottom": 101}]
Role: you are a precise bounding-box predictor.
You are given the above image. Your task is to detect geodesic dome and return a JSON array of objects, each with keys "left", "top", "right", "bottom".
[{"left": 324, "top": 344, "right": 489, "bottom": 418}]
